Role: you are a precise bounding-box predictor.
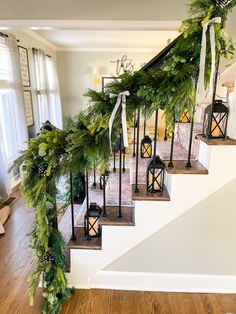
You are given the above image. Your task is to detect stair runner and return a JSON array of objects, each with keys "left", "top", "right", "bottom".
[{"left": 59, "top": 122, "right": 202, "bottom": 245}]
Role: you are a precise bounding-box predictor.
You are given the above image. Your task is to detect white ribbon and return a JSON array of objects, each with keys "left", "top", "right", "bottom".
[
  {"left": 109, "top": 91, "right": 130, "bottom": 150},
  {"left": 196, "top": 17, "right": 222, "bottom": 104}
]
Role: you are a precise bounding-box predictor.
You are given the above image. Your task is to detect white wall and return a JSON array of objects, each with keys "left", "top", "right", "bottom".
[
  {"left": 105, "top": 177, "right": 236, "bottom": 275},
  {"left": 57, "top": 51, "right": 156, "bottom": 117}
]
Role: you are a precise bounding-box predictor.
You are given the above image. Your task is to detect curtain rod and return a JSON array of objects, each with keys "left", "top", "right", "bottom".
[
  {"left": 0, "top": 31, "right": 8, "bottom": 38},
  {"left": 32, "top": 47, "right": 51, "bottom": 58},
  {"left": 0, "top": 31, "right": 20, "bottom": 42}
]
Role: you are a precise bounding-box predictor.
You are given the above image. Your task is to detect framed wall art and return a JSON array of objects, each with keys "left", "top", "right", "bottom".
[
  {"left": 23, "top": 90, "right": 34, "bottom": 127},
  {"left": 102, "top": 77, "right": 121, "bottom": 93},
  {"left": 19, "top": 46, "right": 31, "bottom": 87}
]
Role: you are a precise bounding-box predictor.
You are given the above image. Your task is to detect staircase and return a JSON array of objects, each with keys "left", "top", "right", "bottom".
[{"left": 60, "top": 128, "right": 236, "bottom": 292}]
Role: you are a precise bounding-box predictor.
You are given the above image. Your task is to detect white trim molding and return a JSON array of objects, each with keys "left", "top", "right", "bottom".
[
  {"left": 91, "top": 271, "right": 236, "bottom": 293},
  {"left": 57, "top": 47, "right": 160, "bottom": 52},
  {"left": 0, "top": 20, "right": 181, "bottom": 31}
]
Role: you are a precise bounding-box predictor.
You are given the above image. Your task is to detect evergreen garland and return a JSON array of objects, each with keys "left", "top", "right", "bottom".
[{"left": 12, "top": 1, "right": 235, "bottom": 313}]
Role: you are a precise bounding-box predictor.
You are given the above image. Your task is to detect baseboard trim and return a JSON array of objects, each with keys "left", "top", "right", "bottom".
[{"left": 83, "top": 271, "right": 236, "bottom": 293}]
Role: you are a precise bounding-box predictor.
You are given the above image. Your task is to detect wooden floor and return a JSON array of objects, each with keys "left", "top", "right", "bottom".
[{"left": 1, "top": 194, "right": 236, "bottom": 314}]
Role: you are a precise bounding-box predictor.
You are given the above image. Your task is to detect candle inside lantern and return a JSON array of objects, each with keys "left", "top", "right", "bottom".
[
  {"left": 211, "top": 120, "right": 221, "bottom": 137},
  {"left": 88, "top": 217, "right": 99, "bottom": 236}
]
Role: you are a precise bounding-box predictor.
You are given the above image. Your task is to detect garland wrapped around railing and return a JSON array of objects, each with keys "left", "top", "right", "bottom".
[{"left": 12, "top": 0, "right": 236, "bottom": 313}]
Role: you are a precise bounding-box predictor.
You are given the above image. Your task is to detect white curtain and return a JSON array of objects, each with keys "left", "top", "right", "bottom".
[
  {"left": 33, "top": 48, "right": 62, "bottom": 129},
  {"left": 0, "top": 123, "right": 11, "bottom": 198},
  {"left": 7, "top": 34, "right": 28, "bottom": 151},
  {"left": 0, "top": 34, "right": 28, "bottom": 198}
]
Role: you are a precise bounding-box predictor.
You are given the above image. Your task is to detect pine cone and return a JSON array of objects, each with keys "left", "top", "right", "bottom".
[
  {"left": 42, "top": 248, "right": 55, "bottom": 263},
  {"left": 38, "top": 164, "right": 48, "bottom": 177},
  {"left": 216, "top": 0, "right": 231, "bottom": 8}
]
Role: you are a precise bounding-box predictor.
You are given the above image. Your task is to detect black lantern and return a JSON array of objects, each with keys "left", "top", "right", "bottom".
[
  {"left": 203, "top": 100, "right": 228, "bottom": 138},
  {"left": 146, "top": 155, "right": 165, "bottom": 192},
  {"left": 140, "top": 135, "right": 152, "bottom": 158},
  {"left": 100, "top": 170, "right": 110, "bottom": 190},
  {"left": 179, "top": 111, "right": 190, "bottom": 123},
  {"left": 84, "top": 203, "right": 102, "bottom": 238},
  {"left": 40, "top": 120, "right": 56, "bottom": 131}
]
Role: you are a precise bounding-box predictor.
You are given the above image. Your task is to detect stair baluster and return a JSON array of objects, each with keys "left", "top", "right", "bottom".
[
  {"left": 85, "top": 171, "right": 90, "bottom": 240},
  {"left": 134, "top": 106, "right": 140, "bottom": 193},
  {"left": 186, "top": 111, "right": 194, "bottom": 168},
  {"left": 122, "top": 147, "right": 126, "bottom": 172},
  {"left": 133, "top": 111, "right": 136, "bottom": 157},
  {"left": 143, "top": 105, "right": 146, "bottom": 138},
  {"left": 118, "top": 130, "right": 123, "bottom": 218},
  {"left": 93, "top": 162, "right": 96, "bottom": 186},
  {"left": 168, "top": 116, "right": 175, "bottom": 168},
  {"left": 70, "top": 172, "right": 76, "bottom": 240},
  {"left": 113, "top": 146, "right": 116, "bottom": 172},
  {"left": 102, "top": 173, "right": 107, "bottom": 217},
  {"left": 151, "top": 109, "right": 159, "bottom": 193}
]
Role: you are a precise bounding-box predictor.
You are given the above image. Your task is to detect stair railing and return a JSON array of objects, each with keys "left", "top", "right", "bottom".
[
  {"left": 85, "top": 170, "right": 90, "bottom": 241},
  {"left": 134, "top": 105, "right": 140, "bottom": 193},
  {"left": 70, "top": 172, "right": 76, "bottom": 240},
  {"left": 133, "top": 111, "right": 136, "bottom": 157},
  {"left": 151, "top": 109, "right": 159, "bottom": 193},
  {"left": 186, "top": 111, "right": 195, "bottom": 168},
  {"left": 168, "top": 115, "right": 175, "bottom": 168},
  {"left": 118, "top": 129, "right": 123, "bottom": 218}
]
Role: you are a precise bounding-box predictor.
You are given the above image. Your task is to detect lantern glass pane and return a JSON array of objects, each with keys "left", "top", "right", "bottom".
[
  {"left": 180, "top": 111, "right": 190, "bottom": 123},
  {"left": 211, "top": 113, "right": 227, "bottom": 137},
  {"left": 143, "top": 143, "right": 152, "bottom": 158},
  {"left": 148, "top": 168, "right": 163, "bottom": 191},
  {"left": 89, "top": 217, "right": 99, "bottom": 236}
]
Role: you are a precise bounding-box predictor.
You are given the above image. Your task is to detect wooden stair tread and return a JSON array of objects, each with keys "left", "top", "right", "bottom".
[
  {"left": 164, "top": 160, "right": 208, "bottom": 174},
  {"left": 68, "top": 227, "right": 102, "bottom": 250},
  {"left": 132, "top": 184, "right": 170, "bottom": 201},
  {"left": 100, "top": 206, "right": 135, "bottom": 226},
  {"left": 196, "top": 134, "right": 236, "bottom": 146}
]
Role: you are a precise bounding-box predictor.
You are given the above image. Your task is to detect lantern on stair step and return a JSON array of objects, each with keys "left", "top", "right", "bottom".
[
  {"left": 84, "top": 203, "right": 102, "bottom": 238},
  {"left": 179, "top": 111, "right": 190, "bottom": 123},
  {"left": 140, "top": 135, "right": 152, "bottom": 158},
  {"left": 146, "top": 155, "right": 165, "bottom": 192},
  {"left": 100, "top": 170, "right": 110, "bottom": 190},
  {"left": 202, "top": 100, "right": 228, "bottom": 138}
]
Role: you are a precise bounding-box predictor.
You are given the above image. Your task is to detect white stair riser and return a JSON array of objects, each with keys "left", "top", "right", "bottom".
[{"left": 68, "top": 143, "right": 236, "bottom": 290}]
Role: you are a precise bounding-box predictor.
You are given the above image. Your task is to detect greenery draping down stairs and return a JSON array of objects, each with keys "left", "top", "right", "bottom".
[{"left": 12, "top": 0, "right": 236, "bottom": 313}]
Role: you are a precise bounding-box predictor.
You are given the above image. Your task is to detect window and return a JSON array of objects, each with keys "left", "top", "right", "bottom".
[
  {"left": 0, "top": 36, "right": 18, "bottom": 164},
  {"left": 34, "top": 49, "right": 62, "bottom": 129}
]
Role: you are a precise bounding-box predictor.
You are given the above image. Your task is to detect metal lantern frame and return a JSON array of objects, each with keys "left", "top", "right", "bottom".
[
  {"left": 202, "top": 100, "right": 229, "bottom": 139},
  {"left": 140, "top": 135, "right": 152, "bottom": 158},
  {"left": 84, "top": 202, "right": 102, "bottom": 238},
  {"left": 146, "top": 155, "right": 165, "bottom": 193}
]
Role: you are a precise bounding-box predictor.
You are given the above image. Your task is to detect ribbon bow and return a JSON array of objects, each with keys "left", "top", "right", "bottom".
[
  {"left": 109, "top": 91, "right": 130, "bottom": 150},
  {"left": 196, "top": 17, "right": 222, "bottom": 104}
]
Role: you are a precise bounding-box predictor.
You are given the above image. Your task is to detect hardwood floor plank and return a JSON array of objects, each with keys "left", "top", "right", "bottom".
[{"left": 216, "top": 294, "right": 236, "bottom": 314}]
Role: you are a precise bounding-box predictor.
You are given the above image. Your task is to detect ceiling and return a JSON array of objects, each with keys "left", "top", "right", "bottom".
[
  {"left": 1, "top": 0, "right": 235, "bottom": 54},
  {"left": 0, "top": 0, "right": 187, "bottom": 20},
  {"left": 34, "top": 30, "right": 179, "bottom": 51}
]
